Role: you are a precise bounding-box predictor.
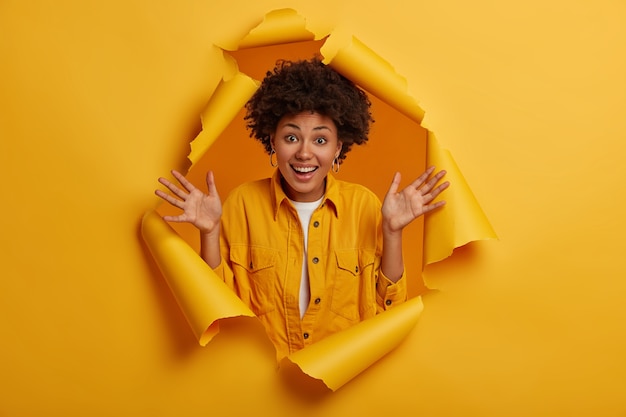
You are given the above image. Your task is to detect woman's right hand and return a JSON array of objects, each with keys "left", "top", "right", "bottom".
[{"left": 155, "top": 170, "right": 222, "bottom": 236}]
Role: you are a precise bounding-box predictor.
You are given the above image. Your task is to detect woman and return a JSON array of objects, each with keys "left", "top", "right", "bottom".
[{"left": 156, "top": 58, "right": 449, "bottom": 359}]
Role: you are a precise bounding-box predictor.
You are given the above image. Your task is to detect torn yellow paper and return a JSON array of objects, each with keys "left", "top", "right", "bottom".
[
  {"left": 188, "top": 72, "right": 259, "bottom": 167},
  {"left": 142, "top": 7, "right": 497, "bottom": 391},
  {"left": 237, "top": 8, "right": 315, "bottom": 50},
  {"left": 320, "top": 30, "right": 495, "bottom": 265},
  {"left": 141, "top": 210, "right": 255, "bottom": 345},
  {"left": 283, "top": 297, "right": 424, "bottom": 391},
  {"left": 424, "top": 132, "right": 498, "bottom": 265},
  {"left": 321, "top": 32, "right": 425, "bottom": 124}
]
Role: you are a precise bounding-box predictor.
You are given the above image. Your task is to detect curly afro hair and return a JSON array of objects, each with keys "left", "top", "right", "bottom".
[{"left": 244, "top": 57, "right": 373, "bottom": 163}]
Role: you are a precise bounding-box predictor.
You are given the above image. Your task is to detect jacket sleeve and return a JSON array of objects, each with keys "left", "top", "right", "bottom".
[
  {"left": 211, "top": 256, "right": 235, "bottom": 291},
  {"left": 372, "top": 193, "right": 408, "bottom": 313},
  {"left": 210, "top": 194, "right": 236, "bottom": 291},
  {"left": 375, "top": 268, "right": 408, "bottom": 313}
]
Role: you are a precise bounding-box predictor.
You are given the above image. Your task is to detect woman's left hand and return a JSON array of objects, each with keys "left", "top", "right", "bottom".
[{"left": 382, "top": 166, "right": 450, "bottom": 233}]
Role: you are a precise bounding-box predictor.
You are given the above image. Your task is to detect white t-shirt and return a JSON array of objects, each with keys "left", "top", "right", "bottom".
[{"left": 289, "top": 197, "right": 323, "bottom": 319}]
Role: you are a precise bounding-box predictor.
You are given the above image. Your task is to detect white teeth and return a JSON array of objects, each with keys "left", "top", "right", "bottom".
[{"left": 293, "top": 166, "right": 316, "bottom": 173}]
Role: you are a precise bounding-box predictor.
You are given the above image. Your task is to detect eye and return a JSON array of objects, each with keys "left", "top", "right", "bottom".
[
  {"left": 285, "top": 134, "right": 298, "bottom": 142},
  {"left": 315, "top": 137, "right": 327, "bottom": 145}
]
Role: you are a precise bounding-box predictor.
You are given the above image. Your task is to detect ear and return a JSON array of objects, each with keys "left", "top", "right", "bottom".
[
  {"left": 336, "top": 140, "right": 343, "bottom": 158},
  {"left": 269, "top": 134, "right": 275, "bottom": 151}
]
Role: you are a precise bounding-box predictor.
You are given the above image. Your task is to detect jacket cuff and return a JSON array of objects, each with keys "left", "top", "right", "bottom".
[
  {"left": 212, "top": 259, "right": 225, "bottom": 279},
  {"left": 376, "top": 269, "right": 408, "bottom": 310}
]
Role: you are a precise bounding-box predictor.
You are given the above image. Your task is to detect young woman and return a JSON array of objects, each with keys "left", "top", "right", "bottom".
[{"left": 156, "top": 58, "right": 449, "bottom": 359}]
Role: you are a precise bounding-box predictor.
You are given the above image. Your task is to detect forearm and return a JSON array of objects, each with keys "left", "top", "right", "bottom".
[
  {"left": 381, "top": 227, "right": 404, "bottom": 282},
  {"left": 200, "top": 226, "right": 222, "bottom": 269}
]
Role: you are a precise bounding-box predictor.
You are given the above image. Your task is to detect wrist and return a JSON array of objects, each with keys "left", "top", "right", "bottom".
[
  {"left": 199, "top": 224, "right": 220, "bottom": 239},
  {"left": 382, "top": 219, "right": 402, "bottom": 237}
]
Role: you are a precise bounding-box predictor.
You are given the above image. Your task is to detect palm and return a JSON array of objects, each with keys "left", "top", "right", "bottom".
[
  {"left": 155, "top": 170, "right": 222, "bottom": 234},
  {"left": 382, "top": 167, "right": 449, "bottom": 233},
  {"left": 383, "top": 188, "right": 429, "bottom": 231}
]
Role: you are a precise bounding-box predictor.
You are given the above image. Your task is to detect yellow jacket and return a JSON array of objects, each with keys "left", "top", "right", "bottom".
[{"left": 214, "top": 170, "right": 407, "bottom": 359}]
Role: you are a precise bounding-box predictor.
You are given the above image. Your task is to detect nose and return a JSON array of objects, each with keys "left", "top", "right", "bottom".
[{"left": 295, "top": 141, "right": 312, "bottom": 160}]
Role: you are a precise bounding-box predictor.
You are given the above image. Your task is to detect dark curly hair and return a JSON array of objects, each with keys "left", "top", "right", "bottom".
[{"left": 244, "top": 57, "right": 373, "bottom": 162}]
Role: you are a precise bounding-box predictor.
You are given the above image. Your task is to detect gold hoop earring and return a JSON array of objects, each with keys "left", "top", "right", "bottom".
[
  {"left": 332, "top": 157, "right": 340, "bottom": 173},
  {"left": 269, "top": 149, "right": 278, "bottom": 167}
]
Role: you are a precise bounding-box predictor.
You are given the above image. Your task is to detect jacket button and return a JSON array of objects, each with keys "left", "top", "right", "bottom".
[
  {"left": 385, "top": 299, "right": 392, "bottom": 306},
  {"left": 303, "top": 332, "right": 309, "bottom": 339},
  {"left": 355, "top": 266, "right": 359, "bottom": 273},
  {"left": 313, "top": 221, "right": 320, "bottom": 228},
  {"left": 314, "top": 297, "right": 321, "bottom": 304},
  {"left": 312, "top": 257, "right": 319, "bottom": 264}
]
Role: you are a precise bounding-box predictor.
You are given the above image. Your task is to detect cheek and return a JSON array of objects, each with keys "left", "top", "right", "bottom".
[
  {"left": 275, "top": 148, "right": 291, "bottom": 163},
  {"left": 324, "top": 149, "right": 338, "bottom": 164}
]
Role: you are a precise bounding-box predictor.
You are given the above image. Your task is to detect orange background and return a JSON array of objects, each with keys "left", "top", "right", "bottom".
[
  {"left": 1, "top": 1, "right": 625, "bottom": 416},
  {"left": 164, "top": 39, "right": 429, "bottom": 295}
]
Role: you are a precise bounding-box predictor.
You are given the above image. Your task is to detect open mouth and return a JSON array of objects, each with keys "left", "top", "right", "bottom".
[{"left": 291, "top": 165, "right": 318, "bottom": 175}]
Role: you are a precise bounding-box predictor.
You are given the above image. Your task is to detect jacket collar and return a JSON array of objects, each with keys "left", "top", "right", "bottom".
[{"left": 271, "top": 169, "right": 340, "bottom": 220}]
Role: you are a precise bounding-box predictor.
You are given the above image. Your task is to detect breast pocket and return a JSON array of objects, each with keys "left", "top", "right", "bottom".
[
  {"left": 230, "top": 245, "right": 278, "bottom": 316},
  {"left": 331, "top": 249, "right": 375, "bottom": 322}
]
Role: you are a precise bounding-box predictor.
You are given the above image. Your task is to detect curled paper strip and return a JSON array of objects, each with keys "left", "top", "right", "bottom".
[
  {"left": 236, "top": 8, "right": 315, "bottom": 50},
  {"left": 282, "top": 297, "right": 424, "bottom": 391},
  {"left": 142, "top": 7, "right": 496, "bottom": 391},
  {"left": 424, "top": 132, "right": 498, "bottom": 264},
  {"left": 141, "top": 210, "right": 255, "bottom": 345},
  {"left": 321, "top": 32, "right": 425, "bottom": 124},
  {"left": 188, "top": 72, "right": 259, "bottom": 167}
]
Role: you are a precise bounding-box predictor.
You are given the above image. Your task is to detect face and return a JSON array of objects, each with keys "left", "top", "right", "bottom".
[{"left": 271, "top": 112, "right": 342, "bottom": 202}]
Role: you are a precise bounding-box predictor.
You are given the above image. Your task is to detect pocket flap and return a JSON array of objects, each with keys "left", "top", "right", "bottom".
[
  {"left": 230, "top": 245, "right": 277, "bottom": 272},
  {"left": 335, "top": 249, "right": 375, "bottom": 276}
]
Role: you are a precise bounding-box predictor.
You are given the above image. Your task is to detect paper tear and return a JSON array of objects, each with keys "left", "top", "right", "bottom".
[
  {"left": 321, "top": 31, "right": 425, "bottom": 124},
  {"left": 141, "top": 210, "right": 255, "bottom": 345},
  {"left": 319, "top": 30, "right": 497, "bottom": 266},
  {"left": 142, "top": 7, "right": 497, "bottom": 391},
  {"left": 187, "top": 72, "right": 259, "bottom": 167},
  {"left": 237, "top": 9, "right": 315, "bottom": 50},
  {"left": 423, "top": 132, "right": 498, "bottom": 265},
  {"left": 281, "top": 297, "right": 424, "bottom": 391}
]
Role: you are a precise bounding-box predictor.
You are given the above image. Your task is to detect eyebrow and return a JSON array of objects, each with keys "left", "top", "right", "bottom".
[{"left": 281, "top": 122, "right": 333, "bottom": 132}]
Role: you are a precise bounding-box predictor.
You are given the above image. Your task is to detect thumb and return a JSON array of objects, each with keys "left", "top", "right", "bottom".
[
  {"left": 386, "top": 172, "right": 401, "bottom": 195},
  {"left": 206, "top": 170, "right": 220, "bottom": 197}
]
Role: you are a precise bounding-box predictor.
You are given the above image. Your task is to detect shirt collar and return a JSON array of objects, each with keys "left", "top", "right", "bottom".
[{"left": 271, "top": 169, "right": 340, "bottom": 220}]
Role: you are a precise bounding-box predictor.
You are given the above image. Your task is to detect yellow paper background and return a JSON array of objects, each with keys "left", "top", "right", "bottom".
[
  {"left": 151, "top": 30, "right": 441, "bottom": 388},
  {"left": 1, "top": 1, "right": 625, "bottom": 416}
]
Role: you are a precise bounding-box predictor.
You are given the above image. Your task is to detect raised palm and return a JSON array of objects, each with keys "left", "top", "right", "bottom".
[
  {"left": 155, "top": 170, "right": 222, "bottom": 235},
  {"left": 382, "top": 166, "right": 449, "bottom": 233}
]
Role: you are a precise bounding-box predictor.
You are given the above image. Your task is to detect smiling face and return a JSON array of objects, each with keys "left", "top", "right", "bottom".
[{"left": 271, "top": 112, "right": 342, "bottom": 202}]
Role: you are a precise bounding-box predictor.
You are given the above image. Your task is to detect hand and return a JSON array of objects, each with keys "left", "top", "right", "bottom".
[
  {"left": 382, "top": 166, "right": 449, "bottom": 233},
  {"left": 155, "top": 170, "right": 222, "bottom": 235}
]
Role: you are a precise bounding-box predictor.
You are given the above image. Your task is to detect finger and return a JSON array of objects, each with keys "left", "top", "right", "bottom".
[
  {"left": 158, "top": 177, "right": 188, "bottom": 201},
  {"left": 386, "top": 172, "right": 401, "bottom": 195},
  {"left": 423, "top": 200, "right": 446, "bottom": 213},
  {"left": 171, "top": 170, "right": 196, "bottom": 193},
  {"left": 409, "top": 166, "right": 436, "bottom": 189},
  {"left": 205, "top": 170, "right": 220, "bottom": 198},
  {"left": 427, "top": 180, "right": 450, "bottom": 199},
  {"left": 162, "top": 214, "right": 188, "bottom": 223},
  {"left": 420, "top": 170, "right": 447, "bottom": 194},
  {"left": 155, "top": 189, "right": 186, "bottom": 209},
  {"left": 421, "top": 180, "right": 450, "bottom": 204}
]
